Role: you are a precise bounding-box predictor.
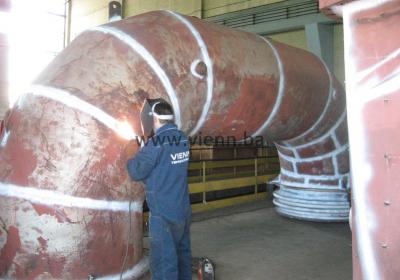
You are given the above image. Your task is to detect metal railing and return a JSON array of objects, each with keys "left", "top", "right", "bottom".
[
  {"left": 209, "top": 0, "right": 319, "bottom": 29},
  {"left": 188, "top": 147, "right": 280, "bottom": 213}
]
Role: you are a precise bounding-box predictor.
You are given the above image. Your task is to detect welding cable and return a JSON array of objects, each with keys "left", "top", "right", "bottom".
[{"left": 120, "top": 200, "right": 132, "bottom": 280}]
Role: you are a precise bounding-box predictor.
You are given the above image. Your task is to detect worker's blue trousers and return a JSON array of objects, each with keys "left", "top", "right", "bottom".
[{"left": 149, "top": 215, "right": 192, "bottom": 280}]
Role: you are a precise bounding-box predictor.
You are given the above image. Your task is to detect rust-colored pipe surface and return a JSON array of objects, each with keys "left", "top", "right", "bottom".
[{"left": 0, "top": 11, "right": 349, "bottom": 278}]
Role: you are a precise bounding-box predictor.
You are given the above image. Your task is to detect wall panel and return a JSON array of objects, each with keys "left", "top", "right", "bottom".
[
  {"left": 203, "top": 0, "right": 282, "bottom": 18},
  {"left": 124, "top": 0, "right": 202, "bottom": 18}
]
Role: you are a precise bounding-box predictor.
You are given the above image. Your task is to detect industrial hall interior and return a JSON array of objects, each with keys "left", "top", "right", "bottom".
[{"left": 0, "top": 0, "right": 398, "bottom": 279}]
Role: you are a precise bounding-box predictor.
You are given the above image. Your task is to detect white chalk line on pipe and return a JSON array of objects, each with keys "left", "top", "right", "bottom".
[
  {"left": 97, "top": 256, "right": 149, "bottom": 280},
  {"left": 166, "top": 11, "right": 214, "bottom": 136},
  {"left": 355, "top": 48, "right": 400, "bottom": 83},
  {"left": 251, "top": 36, "right": 285, "bottom": 138},
  {"left": 283, "top": 59, "right": 335, "bottom": 145},
  {"left": 278, "top": 143, "right": 347, "bottom": 178},
  {"left": 0, "top": 129, "right": 10, "bottom": 147},
  {"left": 278, "top": 169, "right": 349, "bottom": 190},
  {"left": 278, "top": 143, "right": 349, "bottom": 163},
  {"left": 279, "top": 179, "right": 347, "bottom": 191},
  {"left": 89, "top": 25, "right": 182, "bottom": 129},
  {"left": 190, "top": 59, "right": 205, "bottom": 80},
  {"left": 0, "top": 182, "right": 143, "bottom": 212},
  {"left": 331, "top": 132, "right": 341, "bottom": 149},
  {"left": 280, "top": 168, "right": 349, "bottom": 182},
  {"left": 361, "top": 67, "right": 400, "bottom": 104},
  {"left": 283, "top": 109, "right": 347, "bottom": 150},
  {"left": 26, "top": 85, "right": 138, "bottom": 140}
]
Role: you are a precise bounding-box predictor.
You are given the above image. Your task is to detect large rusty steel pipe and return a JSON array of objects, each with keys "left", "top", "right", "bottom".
[{"left": 0, "top": 11, "right": 349, "bottom": 278}]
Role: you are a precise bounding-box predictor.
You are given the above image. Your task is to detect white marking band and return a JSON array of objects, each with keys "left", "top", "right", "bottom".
[
  {"left": 284, "top": 59, "right": 334, "bottom": 144},
  {"left": 278, "top": 143, "right": 349, "bottom": 163},
  {"left": 279, "top": 169, "right": 350, "bottom": 190},
  {"left": 284, "top": 109, "right": 347, "bottom": 149},
  {"left": 0, "top": 182, "right": 143, "bottom": 212},
  {"left": 280, "top": 168, "right": 349, "bottom": 181},
  {"left": 190, "top": 59, "right": 205, "bottom": 79},
  {"left": 355, "top": 48, "right": 400, "bottom": 83},
  {"left": 166, "top": 11, "right": 214, "bottom": 136},
  {"left": 97, "top": 256, "right": 149, "bottom": 280},
  {"left": 90, "top": 25, "right": 182, "bottom": 129},
  {"left": 251, "top": 36, "right": 285, "bottom": 138},
  {"left": 27, "top": 85, "right": 138, "bottom": 140},
  {"left": 0, "top": 130, "right": 10, "bottom": 147}
]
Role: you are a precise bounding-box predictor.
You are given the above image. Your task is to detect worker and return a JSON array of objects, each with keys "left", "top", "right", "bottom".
[{"left": 126, "top": 100, "right": 192, "bottom": 280}]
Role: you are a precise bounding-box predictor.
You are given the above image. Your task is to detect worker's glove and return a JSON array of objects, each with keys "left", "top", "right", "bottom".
[{"left": 124, "top": 139, "right": 140, "bottom": 159}]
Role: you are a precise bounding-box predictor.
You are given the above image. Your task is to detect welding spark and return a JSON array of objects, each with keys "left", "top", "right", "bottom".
[{"left": 115, "top": 121, "right": 137, "bottom": 140}]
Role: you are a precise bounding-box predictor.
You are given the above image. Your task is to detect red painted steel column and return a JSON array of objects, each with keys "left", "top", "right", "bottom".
[
  {"left": 0, "top": 11, "right": 349, "bottom": 278},
  {"left": 321, "top": 0, "right": 400, "bottom": 279}
]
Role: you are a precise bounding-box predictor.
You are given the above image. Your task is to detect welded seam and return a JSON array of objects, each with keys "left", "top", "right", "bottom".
[
  {"left": 283, "top": 109, "right": 347, "bottom": 150},
  {"left": 26, "top": 85, "right": 137, "bottom": 140},
  {"left": 251, "top": 36, "right": 285, "bottom": 138},
  {"left": 278, "top": 143, "right": 349, "bottom": 163},
  {"left": 355, "top": 48, "right": 400, "bottom": 83},
  {"left": 283, "top": 59, "right": 334, "bottom": 146},
  {"left": 277, "top": 149, "right": 299, "bottom": 173},
  {"left": 190, "top": 59, "right": 205, "bottom": 79},
  {"left": 292, "top": 149, "right": 300, "bottom": 159},
  {"left": 279, "top": 169, "right": 350, "bottom": 190},
  {"left": 332, "top": 155, "right": 339, "bottom": 175},
  {"left": 360, "top": 66, "right": 400, "bottom": 104},
  {"left": 0, "top": 130, "right": 10, "bottom": 147},
  {"left": 0, "top": 182, "right": 143, "bottom": 212},
  {"left": 90, "top": 25, "right": 182, "bottom": 128},
  {"left": 276, "top": 113, "right": 348, "bottom": 180},
  {"left": 97, "top": 256, "right": 149, "bottom": 280},
  {"left": 278, "top": 179, "right": 347, "bottom": 191},
  {"left": 273, "top": 199, "right": 350, "bottom": 211},
  {"left": 273, "top": 193, "right": 350, "bottom": 206},
  {"left": 331, "top": 132, "right": 340, "bottom": 149},
  {"left": 166, "top": 11, "right": 213, "bottom": 136},
  {"left": 280, "top": 168, "right": 349, "bottom": 181}
]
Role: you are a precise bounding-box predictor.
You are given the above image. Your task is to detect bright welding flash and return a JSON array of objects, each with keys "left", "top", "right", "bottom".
[{"left": 115, "top": 120, "right": 137, "bottom": 140}]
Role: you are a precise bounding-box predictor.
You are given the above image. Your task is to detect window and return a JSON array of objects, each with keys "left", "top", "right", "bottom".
[{"left": 8, "top": 0, "right": 67, "bottom": 106}]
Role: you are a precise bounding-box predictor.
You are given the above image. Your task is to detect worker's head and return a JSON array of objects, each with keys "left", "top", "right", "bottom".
[{"left": 151, "top": 101, "right": 174, "bottom": 130}]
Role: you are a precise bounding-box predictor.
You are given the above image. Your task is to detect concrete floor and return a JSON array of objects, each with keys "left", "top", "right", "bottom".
[{"left": 190, "top": 199, "right": 352, "bottom": 280}]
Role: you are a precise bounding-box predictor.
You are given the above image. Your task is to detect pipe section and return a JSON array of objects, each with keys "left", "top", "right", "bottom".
[{"left": 0, "top": 11, "right": 349, "bottom": 278}]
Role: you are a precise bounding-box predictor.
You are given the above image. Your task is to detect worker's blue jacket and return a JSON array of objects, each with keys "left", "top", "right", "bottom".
[{"left": 127, "top": 123, "right": 191, "bottom": 223}]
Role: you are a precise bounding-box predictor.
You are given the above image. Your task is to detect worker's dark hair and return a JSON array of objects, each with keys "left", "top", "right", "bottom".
[{"left": 153, "top": 101, "right": 174, "bottom": 124}]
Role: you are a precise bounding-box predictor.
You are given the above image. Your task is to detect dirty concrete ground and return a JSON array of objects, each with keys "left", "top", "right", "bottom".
[
  {"left": 191, "top": 199, "right": 352, "bottom": 280},
  {"left": 144, "top": 198, "right": 352, "bottom": 280}
]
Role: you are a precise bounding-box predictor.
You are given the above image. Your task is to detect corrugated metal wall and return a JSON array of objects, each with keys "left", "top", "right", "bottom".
[{"left": 70, "top": 0, "right": 284, "bottom": 37}]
